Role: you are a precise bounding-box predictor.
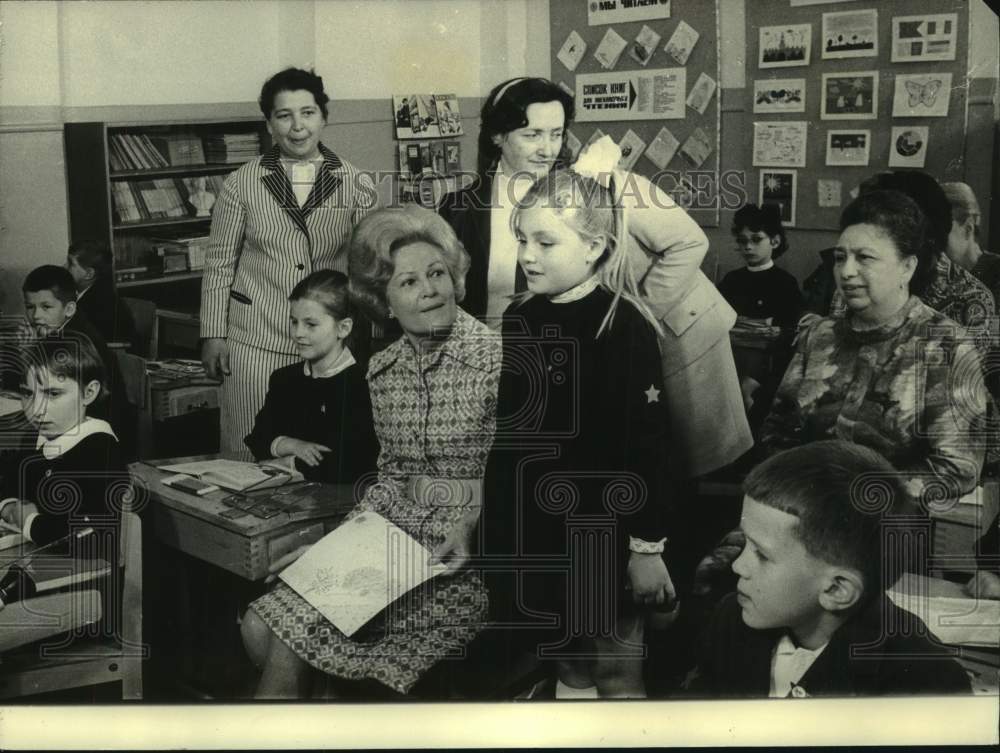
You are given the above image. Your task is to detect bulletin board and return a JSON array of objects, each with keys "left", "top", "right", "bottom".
[
  {"left": 549, "top": 0, "right": 721, "bottom": 227},
  {"left": 746, "top": 0, "right": 970, "bottom": 230}
]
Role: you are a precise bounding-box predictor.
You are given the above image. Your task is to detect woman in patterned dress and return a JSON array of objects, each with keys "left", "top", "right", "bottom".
[
  {"left": 761, "top": 189, "right": 987, "bottom": 504},
  {"left": 240, "top": 205, "right": 501, "bottom": 698}
]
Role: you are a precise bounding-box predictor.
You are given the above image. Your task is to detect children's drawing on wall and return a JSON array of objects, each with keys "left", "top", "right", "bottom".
[
  {"left": 821, "top": 9, "right": 878, "bottom": 60},
  {"left": 821, "top": 71, "right": 878, "bottom": 119},
  {"left": 759, "top": 24, "right": 811, "bottom": 68},
  {"left": 892, "top": 73, "right": 951, "bottom": 118}
]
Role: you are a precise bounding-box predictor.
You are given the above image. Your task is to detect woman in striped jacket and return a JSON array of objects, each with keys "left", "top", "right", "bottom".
[{"left": 200, "top": 67, "right": 378, "bottom": 457}]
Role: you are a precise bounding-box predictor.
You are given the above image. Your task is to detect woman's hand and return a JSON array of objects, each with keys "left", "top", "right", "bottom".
[
  {"left": 429, "top": 509, "right": 479, "bottom": 577},
  {"left": 627, "top": 552, "right": 676, "bottom": 607},
  {"left": 965, "top": 570, "right": 1000, "bottom": 600},
  {"left": 274, "top": 437, "right": 331, "bottom": 467},
  {"left": 264, "top": 544, "right": 312, "bottom": 585},
  {"left": 201, "top": 337, "right": 231, "bottom": 380}
]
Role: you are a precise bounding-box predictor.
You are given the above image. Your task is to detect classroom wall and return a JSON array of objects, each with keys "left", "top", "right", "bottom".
[{"left": 0, "top": 0, "right": 997, "bottom": 312}]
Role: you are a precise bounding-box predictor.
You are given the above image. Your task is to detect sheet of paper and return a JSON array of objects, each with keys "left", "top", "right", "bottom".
[
  {"left": 686, "top": 72, "right": 717, "bottom": 115},
  {"left": 594, "top": 28, "right": 628, "bottom": 70},
  {"left": 617, "top": 129, "right": 647, "bottom": 172},
  {"left": 628, "top": 25, "right": 661, "bottom": 67},
  {"left": 279, "top": 511, "right": 448, "bottom": 637},
  {"left": 679, "top": 127, "right": 712, "bottom": 167},
  {"left": 752, "top": 121, "right": 808, "bottom": 167},
  {"left": 664, "top": 20, "right": 699, "bottom": 65},
  {"left": 817, "top": 179, "right": 842, "bottom": 208},
  {"left": 887, "top": 573, "right": 1000, "bottom": 648},
  {"left": 576, "top": 68, "right": 686, "bottom": 122},
  {"left": 557, "top": 30, "right": 587, "bottom": 72},
  {"left": 644, "top": 126, "right": 680, "bottom": 170}
]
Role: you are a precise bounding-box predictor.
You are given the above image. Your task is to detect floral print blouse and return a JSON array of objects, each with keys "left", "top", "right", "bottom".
[{"left": 762, "top": 296, "right": 987, "bottom": 503}]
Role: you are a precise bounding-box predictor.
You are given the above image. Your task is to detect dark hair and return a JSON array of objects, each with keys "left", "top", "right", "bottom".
[
  {"left": 731, "top": 203, "right": 788, "bottom": 258},
  {"left": 22, "top": 331, "right": 108, "bottom": 401},
  {"left": 477, "top": 77, "right": 575, "bottom": 176},
  {"left": 68, "top": 239, "right": 113, "bottom": 279},
  {"left": 259, "top": 68, "right": 330, "bottom": 120},
  {"left": 840, "top": 189, "right": 934, "bottom": 295},
  {"left": 23, "top": 265, "right": 77, "bottom": 304},
  {"left": 289, "top": 269, "right": 353, "bottom": 321},
  {"left": 859, "top": 170, "right": 951, "bottom": 257},
  {"left": 348, "top": 205, "right": 470, "bottom": 322},
  {"left": 744, "top": 440, "right": 914, "bottom": 595}
]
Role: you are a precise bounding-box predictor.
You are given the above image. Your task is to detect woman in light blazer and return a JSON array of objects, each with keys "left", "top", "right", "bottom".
[
  {"left": 200, "top": 68, "right": 378, "bottom": 457},
  {"left": 440, "top": 77, "right": 751, "bottom": 478}
]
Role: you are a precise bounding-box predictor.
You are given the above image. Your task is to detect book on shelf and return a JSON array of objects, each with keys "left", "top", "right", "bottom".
[
  {"left": 147, "top": 133, "right": 205, "bottom": 166},
  {"left": 204, "top": 133, "right": 261, "bottom": 164}
]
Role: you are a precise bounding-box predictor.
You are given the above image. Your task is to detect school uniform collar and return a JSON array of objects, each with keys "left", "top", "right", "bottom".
[
  {"left": 36, "top": 417, "right": 117, "bottom": 460},
  {"left": 747, "top": 260, "right": 775, "bottom": 272},
  {"left": 368, "top": 308, "right": 496, "bottom": 378},
  {"left": 303, "top": 347, "right": 356, "bottom": 379},
  {"left": 551, "top": 275, "right": 601, "bottom": 304},
  {"left": 260, "top": 142, "right": 344, "bottom": 236}
]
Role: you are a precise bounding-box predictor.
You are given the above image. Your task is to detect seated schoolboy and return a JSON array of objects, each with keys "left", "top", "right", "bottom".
[
  {"left": 244, "top": 270, "right": 379, "bottom": 484},
  {"left": 20, "top": 265, "right": 127, "bottom": 434},
  {"left": 0, "top": 335, "right": 129, "bottom": 632},
  {"left": 688, "top": 440, "right": 971, "bottom": 697},
  {"left": 66, "top": 240, "right": 139, "bottom": 351}
]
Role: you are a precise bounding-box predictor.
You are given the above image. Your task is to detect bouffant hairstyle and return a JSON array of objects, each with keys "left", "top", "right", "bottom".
[
  {"left": 859, "top": 170, "right": 951, "bottom": 257},
  {"left": 259, "top": 68, "right": 329, "bottom": 120},
  {"left": 744, "top": 440, "right": 914, "bottom": 596},
  {"left": 477, "top": 77, "right": 575, "bottom": 176},
  {"left": 839, "top": 189, "right": 935, "bottom": 296},
  {"left": 348, "top": 206, "right": 470, "bottom": 323},
  {"left": 731, "top": 203, "right": 789, "bottom": 259}
]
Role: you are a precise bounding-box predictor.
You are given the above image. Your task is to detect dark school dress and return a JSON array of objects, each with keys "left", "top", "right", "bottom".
[
  {"left": 244, "top": 358, "right": 379, "bottom": 484},
  {"left": 482, "top": 286, "right": 672, "bottom": 654}
]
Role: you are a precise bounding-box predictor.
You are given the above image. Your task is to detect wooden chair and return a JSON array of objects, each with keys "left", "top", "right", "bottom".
[{"left": 0, "top": 509, "right": 145, "bottom": 700}]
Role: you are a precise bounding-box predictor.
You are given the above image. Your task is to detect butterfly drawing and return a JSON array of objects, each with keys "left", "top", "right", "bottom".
[{"left": 905, "top": 79, "right": 943, "bottom": 108}]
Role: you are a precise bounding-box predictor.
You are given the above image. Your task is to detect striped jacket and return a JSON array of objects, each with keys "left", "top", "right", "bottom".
[{"left": 200, "top": 143, "right": 378, "bottom": 353}]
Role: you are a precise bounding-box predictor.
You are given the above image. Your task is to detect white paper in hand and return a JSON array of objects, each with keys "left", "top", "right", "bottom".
[{"left": 278, "top": 511, "right": 448, "bottom": 637}]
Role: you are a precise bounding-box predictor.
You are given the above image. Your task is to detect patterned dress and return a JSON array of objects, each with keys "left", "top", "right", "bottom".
[
  {"left": 250, "top": 310, "right": 502, "bottom": 694},
  {"left": 761, "top": 296, "right": 987, "bottom": 503}
]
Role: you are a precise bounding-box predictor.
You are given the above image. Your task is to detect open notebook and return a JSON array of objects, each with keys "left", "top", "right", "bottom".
[
  {"left": 279, "top": 512, "right": 448, "bottom": 637},
  {"left": 887, "top": 573, "right": 1000, "bottom": 648},
  {"left": 159, "top": 458, "right": 303, "bottom": 493}
]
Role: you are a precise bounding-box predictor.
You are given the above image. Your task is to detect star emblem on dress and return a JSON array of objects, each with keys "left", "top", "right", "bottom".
[{"left": 644, "top": 384, "right": 660, "bottom": 403}]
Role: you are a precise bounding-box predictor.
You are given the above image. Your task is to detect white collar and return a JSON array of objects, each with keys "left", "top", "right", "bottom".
[
  {"left": 551, "top": 275, "right": 601, "bottom": 304},
  {"left": 774, "top": 633, "right": 827, "bottom": 658},
  {"left": 303, "top": 347, "right": 356, "bottom": 379},
  {"left": 747, "top": 260, "right": 775, "bottom": 272},
  {"left": 36, "top": 417, "right": 117, "bottom": 460}
]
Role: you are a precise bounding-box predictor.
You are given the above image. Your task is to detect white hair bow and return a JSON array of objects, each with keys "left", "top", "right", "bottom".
[{"left": 571, "top": 135, "right": 621, "bottom": 190}]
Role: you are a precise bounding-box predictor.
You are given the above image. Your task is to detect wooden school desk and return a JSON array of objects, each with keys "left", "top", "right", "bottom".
[{"left": 130, "top": 457, "right": 362, "bottom": 698}]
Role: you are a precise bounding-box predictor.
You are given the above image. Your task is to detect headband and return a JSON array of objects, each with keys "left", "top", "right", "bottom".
[{"left": 490, "top": 77, "right": 529, "bottom": 107}]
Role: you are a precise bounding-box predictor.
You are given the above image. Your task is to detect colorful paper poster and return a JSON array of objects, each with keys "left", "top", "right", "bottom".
[
  {"left": 644, "top": 126, "right": 680, "bottom": 169},
  {"left": 686, "top": 72, "right": 717, "bottom": 115},
  {"left": 410, "top": 94, "right": 441, "bottom": 138},
  {"left": 664, "top": 20, "right": 699, "bottom": 65},
  {"left": 821, "top": 9, "right": 878, "bottom": 59},
  {"left": 753, "top": 78, "right": 806, "bottom": 114},
  {"left": 594, "top": 28, "right": 628, "bottom": 69},
  {"left": 628, "top": 24, "right": 662, "bottom": 67},
  {"left": 820, "top": 71, "right": 878, "bottom": 120},
  {"left": 759, "top": 24, "right": 811, "bottom": 68},
  {"left": 435, "top": 94, "right": 463, "bottom": 136},
  {"left": 891, "top": 14, "right": 958, "bottom": 63},
  {"left": 752, "top": 121, "right": 808, "bottom": 168},
  {"left": 576, "top": 68, "right": 686, "bottom": 122},
  {"left": 588, "top": 0, "right": 671, "bottom": 26},
  {"left": 557, "top": 30, "right": 587, "bottom": 72},
  {"left": 617, "top": 129, "right": 647, "bottom": 171},
  {"left": 892, "top": 73, "right": 951, "bottom": 118},
  {"left": 825, "top": 129, "right": 870, "bottom": 166},
  {"left": 679, "top": 127, "right": 712, "bottom": 167},
  {"left": 817, "top": 179, "right": 842, "bottom": 208},
  {"left": 888, "top": 126, "right": 929, "bottom": 168},
  {"left": 759, "top": 169, "right": 797, "bottom": 227}
]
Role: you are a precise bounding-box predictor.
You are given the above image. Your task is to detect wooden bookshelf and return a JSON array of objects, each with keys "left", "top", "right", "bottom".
[{"left": 64, "top": 119, "right": 270, "bottom": 286}]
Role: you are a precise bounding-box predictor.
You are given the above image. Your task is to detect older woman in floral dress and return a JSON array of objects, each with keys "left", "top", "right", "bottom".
[{"left": 240, "top": 205, "right": 501, "bottom": 698}]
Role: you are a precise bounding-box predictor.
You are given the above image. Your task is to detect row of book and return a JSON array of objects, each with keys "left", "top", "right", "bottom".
[
  {"left": 108, "top": 132, "right": 261, "bottom": 171},
  {"left": 398, "top": 140, "right": 462, "bottom": 178},
  {"left": 111, "top": 175, "right": 226, "bottom": 225}
]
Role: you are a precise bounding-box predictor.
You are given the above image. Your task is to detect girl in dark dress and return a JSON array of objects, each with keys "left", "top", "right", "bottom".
[
  {"left": 482, "top": 154, "right": 676, "bottom": 698},
  {"left": 244, "top": 270, "right": 378, "bottom": 484}
]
